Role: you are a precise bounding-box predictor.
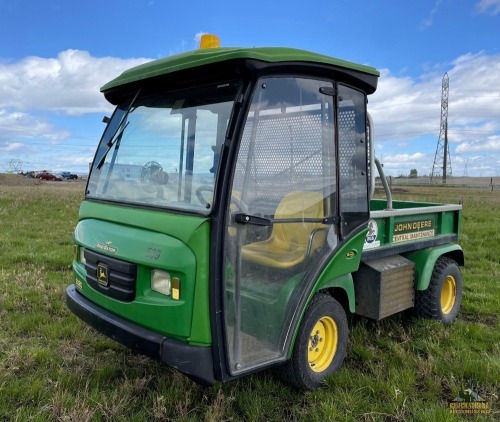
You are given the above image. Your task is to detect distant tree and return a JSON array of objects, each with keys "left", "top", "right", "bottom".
[{"left": 409, "top": 168, "right": 418, "bottom": 178}]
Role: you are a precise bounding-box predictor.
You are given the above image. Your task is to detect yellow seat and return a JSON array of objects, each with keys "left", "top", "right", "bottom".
[
  {"left": 228, "top": 191, "right": 242, "bottom": 237},
  {"left": 241, "top": 191, "right": 326, "bottom": 269}
]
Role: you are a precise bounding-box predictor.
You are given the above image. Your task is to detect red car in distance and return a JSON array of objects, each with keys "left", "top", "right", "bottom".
[{"left": 36, "top": 172, "right": 63, "bottom": 181}]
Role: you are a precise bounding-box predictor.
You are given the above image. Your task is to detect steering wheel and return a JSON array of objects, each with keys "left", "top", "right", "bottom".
[{"left": 195, "top": 185, "right": 247, "bottom": 211}]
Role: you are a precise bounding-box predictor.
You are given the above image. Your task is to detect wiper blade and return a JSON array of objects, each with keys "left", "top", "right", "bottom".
[
  {"left": 95, "top": 88, "right": 141, "bottom": 169},
  {"left": 96, "top": 121, "right": 129, "bottom": 169}
]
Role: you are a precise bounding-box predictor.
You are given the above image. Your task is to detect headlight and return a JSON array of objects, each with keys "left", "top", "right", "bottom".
[
  {"left": 79, "top": 247, "right": 86, "bottom": 265},
  {"left": 151, "top": 270, "right": 171, "bottom": 296}
]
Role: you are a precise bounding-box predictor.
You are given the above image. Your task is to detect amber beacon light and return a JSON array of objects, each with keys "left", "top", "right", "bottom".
[{"left": 199, "top": 34, "right": 220, "bottom": 49}]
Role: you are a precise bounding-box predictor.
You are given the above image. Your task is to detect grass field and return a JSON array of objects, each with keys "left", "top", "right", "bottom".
[{"left": 0, "top": 175, "right": 498, "bottom": 421}]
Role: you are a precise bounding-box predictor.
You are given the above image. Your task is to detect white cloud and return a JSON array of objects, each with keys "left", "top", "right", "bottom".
[
  {"left": 378, "top": 152, "right": 430, "bottom": 176},
  {"left": 456, "top": 136, "right": 500, "bottom": 153},
  {"left": 0, "top": 109, "right": 70, "bottom": 143},
  {"left": 0, "top": 50, "right": 152, "bottom": 173},
  {"left": 1, "top": 47, "right": 499, "bottom": 176},
  {"left": 370, "top": 70, "right": 441, "bottom": 141},
  {"left": 371, "top": 51, "right": 500, "bottom": 144},
  {"left": 387, "top": 153, "right": 426, "bottom": 162},
  {"left": 49, "top": 152, "right": 96, "bottom": 170},
  {"left": 0, "top": 50, "right": 150, "bottom": 115},
  {"left": 167, "top": 31, "right": 208, "bottom": 55},
  {"left": 369, "top": 52, "right": 500, "bottom": 176},
  {"left": 421, "top": 0, "right": 443, "bottom": 29},
  {"left": 194, "top": 32, "right": 207, "bottom": 44},
  {"left": 0, "top": 141, "right": 24, "bottom": 152},
  {"left": 476, "top": 0, "right": 500, "bottom": 15}
]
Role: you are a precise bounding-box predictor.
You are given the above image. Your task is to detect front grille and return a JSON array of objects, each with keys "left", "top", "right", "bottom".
[{"left": 84, "top": 249, "right": 137, "bottom": 301}]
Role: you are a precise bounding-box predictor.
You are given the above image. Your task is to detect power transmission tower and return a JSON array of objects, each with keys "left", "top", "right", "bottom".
[
  {"left": 431, "top": 73, "right": 452, "bottom": 183},
  {"left": 6, "top": 159, "right": 23, "bottom": 173}
]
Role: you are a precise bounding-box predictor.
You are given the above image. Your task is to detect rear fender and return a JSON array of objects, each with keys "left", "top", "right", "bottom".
[{"left": 404, "top": 244, "right": 464, "bottom": 291}]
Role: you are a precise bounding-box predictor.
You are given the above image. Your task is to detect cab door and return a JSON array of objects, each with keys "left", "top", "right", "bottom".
[{"left": 222, "top": 76, "right": 339, "bottom": 374}]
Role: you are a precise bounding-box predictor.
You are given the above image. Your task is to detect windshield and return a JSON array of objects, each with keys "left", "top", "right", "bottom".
[{"left": 87, "top": 82, "right": 239, "bottom": 214}]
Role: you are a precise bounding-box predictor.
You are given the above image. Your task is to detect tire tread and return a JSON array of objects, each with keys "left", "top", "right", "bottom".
[
  {"left": 278, "top": 293, "right": 348, "bottom": 390},
  {"left": 414, "top": 256, "right": 462, "bottom": 324}
]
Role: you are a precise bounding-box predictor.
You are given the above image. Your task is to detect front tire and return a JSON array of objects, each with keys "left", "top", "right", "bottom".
[
  {"left": 415, "top": 256, "right": 462, "bottom": 324},
  {"left": 280, "top": 294, "right": 348, "bottom": 390}
]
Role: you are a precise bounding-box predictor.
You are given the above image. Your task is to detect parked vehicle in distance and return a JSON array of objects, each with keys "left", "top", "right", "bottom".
[
  {"left": 61, "top": 171, "right": 78, "bottom": 180},
  {"left": 37, "top": 172, "right": 62, "bottom": 181}
]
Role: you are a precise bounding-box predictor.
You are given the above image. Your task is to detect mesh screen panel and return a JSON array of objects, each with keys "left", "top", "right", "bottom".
[
  {"left": 235, "top": 110, "right": 332, "bottom": 207},
  {"left": 338, "top": 107, "right": 357, "bottom": 178}
]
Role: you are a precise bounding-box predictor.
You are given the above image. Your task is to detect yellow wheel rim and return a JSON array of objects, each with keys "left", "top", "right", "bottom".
[
  {"left": 441, "top": 275, "right": 457, "bottom": 314},
  {"left": 308, "top": 316, "right": 338, "bottom": 373}
]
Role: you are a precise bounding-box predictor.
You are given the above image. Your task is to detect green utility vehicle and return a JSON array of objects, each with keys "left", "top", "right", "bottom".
[{"left": 67, "top": 36, "right": 463, "bottom": 390}]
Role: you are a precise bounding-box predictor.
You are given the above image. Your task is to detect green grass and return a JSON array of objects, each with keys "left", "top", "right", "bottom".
[{"left": 1, "top": 177, "right": 498, "bottom": 421}]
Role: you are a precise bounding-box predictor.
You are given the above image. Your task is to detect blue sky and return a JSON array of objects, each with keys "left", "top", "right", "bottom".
[{"left": 1, "top": 0, "right": 500, "bottom": 176}]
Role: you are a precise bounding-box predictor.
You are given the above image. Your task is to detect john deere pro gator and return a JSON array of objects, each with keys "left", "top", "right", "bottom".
[{"left": 67, "top": 35, "right": 463, "bottom": 390}]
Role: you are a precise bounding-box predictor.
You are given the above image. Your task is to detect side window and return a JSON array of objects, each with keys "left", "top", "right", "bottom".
[
  {"left": 232, "top": 77, "right": 336, "bottom": 212},
  {"left": 337, "top": 85, "right": 369, "bottom": 237}
]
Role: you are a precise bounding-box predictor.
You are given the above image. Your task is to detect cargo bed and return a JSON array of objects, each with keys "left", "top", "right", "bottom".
[{"left": 363, "top": 199, "right": 462, "bottom": 259}]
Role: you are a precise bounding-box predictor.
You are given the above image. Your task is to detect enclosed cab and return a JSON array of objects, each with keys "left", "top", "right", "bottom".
[{"left": 67, "top": 38, "right": 463, "bottom": 389}]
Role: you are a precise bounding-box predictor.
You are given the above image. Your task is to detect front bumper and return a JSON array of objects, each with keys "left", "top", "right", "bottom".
[{"left": 66, "top": 285, "right": 215, "bottom": 386}]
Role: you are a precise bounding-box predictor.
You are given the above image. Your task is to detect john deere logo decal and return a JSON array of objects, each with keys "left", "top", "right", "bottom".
[
  {"left": 346, "top": 250, "right": 357, "bottom": 259},
  {"left": 95, "top": 241, "right": 117, "bottom": 254},
  {"left": 393, "top": 218, "right": 435, "bottom": 243},
  {"left": 97, "top": 263, "right": 109, "bottom": 287}
]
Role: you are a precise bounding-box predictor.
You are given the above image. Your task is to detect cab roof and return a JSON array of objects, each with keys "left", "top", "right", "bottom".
[{"left": 101, "top": 47, "right": 380, "bottom": 97}]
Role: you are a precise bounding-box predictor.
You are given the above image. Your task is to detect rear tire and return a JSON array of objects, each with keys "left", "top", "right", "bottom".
[
  {"left": 415, "top": 256, "right": 462, "bottom": 324},
  {"left": 280, "top": 293, "right": 348, "bottom": 390}
]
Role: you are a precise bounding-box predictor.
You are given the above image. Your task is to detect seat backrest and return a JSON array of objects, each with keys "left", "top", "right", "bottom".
[{"left": 269, "top": 191, "right": 325, "bottom": 253}]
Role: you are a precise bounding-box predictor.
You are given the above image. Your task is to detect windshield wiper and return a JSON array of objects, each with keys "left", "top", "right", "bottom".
[
  {"left": 96, "top": 121, "right": 129, "bottom": 169},
  {"left": 95, "top": 88, "right": 141, "bottom": 169}
]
